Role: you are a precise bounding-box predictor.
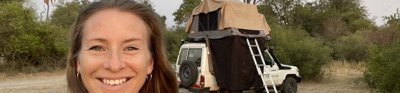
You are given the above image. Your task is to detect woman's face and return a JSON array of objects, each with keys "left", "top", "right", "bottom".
[{"left": 77, "top": 9, "right": 153, "bottom": 93}]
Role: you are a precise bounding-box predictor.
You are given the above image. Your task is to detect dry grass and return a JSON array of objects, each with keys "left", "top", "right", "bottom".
[
  {"left": 298, "top": 61, "right": 375, "bottom": 93},
  {"left": 0, "top": 70, "right": 67, "bottom": 93},
  {"left": 0, "top": 61, "right": 376, "bottom": 93},
  {"left": 0, "top": 70, "right": 65, "bottom": 81}
]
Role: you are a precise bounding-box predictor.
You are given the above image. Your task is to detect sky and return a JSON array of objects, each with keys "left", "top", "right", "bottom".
[
  {"left": 32, "top": 0, "right": 400, "bottom": 27},
  {"left": 361, "top": 0, "right": 400, "bottom": 26}
]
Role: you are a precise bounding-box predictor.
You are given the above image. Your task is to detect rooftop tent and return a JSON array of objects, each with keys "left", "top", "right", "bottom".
[
  {"left": 185, "top": 0, "right": 271, "bottom": 39},
  {"left": 183, "top": 0, "right": 272, "bottom": 91}
]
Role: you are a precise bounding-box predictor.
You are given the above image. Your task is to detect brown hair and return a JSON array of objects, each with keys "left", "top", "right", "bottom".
[{"left": 66, "top": 0, "right": 178, "bottom": 93}]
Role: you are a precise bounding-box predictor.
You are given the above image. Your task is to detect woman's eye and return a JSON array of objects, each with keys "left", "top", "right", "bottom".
[
  {"left": 125, "top": 46, "right": 138, "bottom": 51},
  {"left": 89, "top": 46, "right": 105, "bottom": 51}
]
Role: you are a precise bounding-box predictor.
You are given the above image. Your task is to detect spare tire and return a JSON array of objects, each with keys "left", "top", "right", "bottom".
[{"left": 179, "top": 60, "right": 199, "bottom": 88}]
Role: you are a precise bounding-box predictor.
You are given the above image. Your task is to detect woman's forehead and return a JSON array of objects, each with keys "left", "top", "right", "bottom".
[{"left": 82, "top": 9, "right": 149, "bottom": 43}]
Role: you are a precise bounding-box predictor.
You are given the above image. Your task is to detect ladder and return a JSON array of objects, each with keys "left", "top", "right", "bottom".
[{"left": 246, "top": 38, "right": 278, "bottom": 93}]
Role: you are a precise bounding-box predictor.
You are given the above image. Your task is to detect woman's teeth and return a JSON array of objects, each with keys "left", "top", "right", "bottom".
[{"left": 102, "top": 78, "right": 127, "bottom": 86}]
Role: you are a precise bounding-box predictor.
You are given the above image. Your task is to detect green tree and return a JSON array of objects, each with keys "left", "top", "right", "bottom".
[
  {"left": 367, "top": 9, "right": 400, "bottom": 46},
  {"left": 332, "top": 31, "right": 371, "bottom": 61},
  {"left": 0, "top": 0, "right": 67, "bottom": 72},
  {"left": 270, "top": 24, "right": 332, "bottom": 80},
  {"left": 366, "top": 39, "right": 400, "bottom": 93},
  {"left": 50, "top": 0, "right": 89, "bottom": 29},
  {"left": 259, "top": 0, "right": 375, "bottom": 38},
  {"left": 142, "top": 0, "right": 167, "bottom": 27},
  {"left": 259, "top": 0, "right": 375, "bottom": 63},
  {"left": 164, "top": 27, "right": 186, "bottom": 63},
  {"left": 172, "top": 0, "right": 200, "bottom": 26},
  {"left": 383, "top": 9, "right": 400, "bottom": 28},
  {"left": 262, "top": 0, "right": 301, "bottom": 25},
  {"left": 365, "top": 9, "right": 400, "bottom": 93}
]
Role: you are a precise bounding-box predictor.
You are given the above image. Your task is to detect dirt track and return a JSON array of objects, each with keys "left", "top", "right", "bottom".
[
  {"left": 0, "top": 62, "right": 374, "bottom": 93},
  {"left": 297, "top": 62, "right": 375, "bottom": 93},
  {"left": 0, "top": 71, "right": 67, "bottom": 93}
]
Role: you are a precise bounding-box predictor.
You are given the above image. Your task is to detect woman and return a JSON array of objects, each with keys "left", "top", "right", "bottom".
[{"left": 66, "top": 0, "right": 178, "bottom": 93}]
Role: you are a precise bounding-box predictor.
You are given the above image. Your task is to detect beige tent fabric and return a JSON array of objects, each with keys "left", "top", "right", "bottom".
[{"left": 186, "top": 0, "right": 271, "bottom": 35}]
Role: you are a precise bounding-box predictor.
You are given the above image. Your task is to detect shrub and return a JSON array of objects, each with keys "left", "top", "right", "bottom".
[
  {"left": 270, "top": 24, "right": 333, "bottom": 80},
  {"left": 332, "top": 32, "right": 371, "bottom": 61},
  {"left": 366, "top": 39, "right": 400, "bottom": 93},
  {"left": 0, "top": 1, "right": 67, "bottom": 73},
  {"left": 165, "top": 27, "right": 186, "bottom": 63}
]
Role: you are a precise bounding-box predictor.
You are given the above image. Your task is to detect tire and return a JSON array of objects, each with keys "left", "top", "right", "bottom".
[
  {"left": 281, "top": 77, "right": 297, "bottom": 93},
  {"left": 179, "top": 60, "right": 199, "bottom": 88}
]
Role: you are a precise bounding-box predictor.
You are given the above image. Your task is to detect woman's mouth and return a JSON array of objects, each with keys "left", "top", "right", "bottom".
[{"left": 100, "top": 78, "right": 130, "bottom": 86}]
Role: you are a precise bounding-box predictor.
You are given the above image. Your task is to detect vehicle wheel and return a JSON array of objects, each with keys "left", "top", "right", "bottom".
[
  {"left": 179, "top": 60, "right": 199, "bottom": 88},
  {"left": 281, "top": 77, "right": 297, "bottom": 93}
]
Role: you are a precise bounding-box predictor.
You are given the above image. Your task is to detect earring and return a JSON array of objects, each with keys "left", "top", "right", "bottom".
[
  {"left": 146, "top": 74, "right": 152, "bottom": 81},
  {"left": 76, "top": 72, "right": 80, "bottom": 78}
]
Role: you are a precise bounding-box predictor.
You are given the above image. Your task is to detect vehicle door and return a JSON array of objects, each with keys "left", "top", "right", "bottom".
[{"left": 263, "top": 50, "right": 280, "bottom": 84}]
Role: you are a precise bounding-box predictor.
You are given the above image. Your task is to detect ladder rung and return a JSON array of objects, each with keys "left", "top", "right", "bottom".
[
  {"left": 257, "top": 64, "right": 266, "bottom": 66},
  {"left": 261, "top": 73, "right": 270, "bottom": 76},
  {"left": 247, "top": 38, "right": 278, "bottom": 93}
]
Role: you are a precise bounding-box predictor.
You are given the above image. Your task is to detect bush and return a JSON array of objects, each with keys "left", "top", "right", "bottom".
[
  {"left": 332, "top": 32, "right": 371, "bottom": 61},
  {"left": 165, "top": 27, "right": 186, "bottom": 63},
  {"left": 0, "top": 1, "right": 67, "bottom": 73},
  {"left": 270, "top": 24, "right": 333, "bottom": 80},
  {"left": 366, "top": 39, "right": 400, "bottom": 93}
]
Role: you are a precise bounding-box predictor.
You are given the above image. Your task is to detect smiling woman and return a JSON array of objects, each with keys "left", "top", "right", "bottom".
[{"left": 66, "top": 0, "right": 178, "bottom": 93}]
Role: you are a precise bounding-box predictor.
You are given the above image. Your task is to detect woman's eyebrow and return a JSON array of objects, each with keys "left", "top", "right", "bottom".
[
  {"left": 123, "top": 38, "right": 141, "bottom": 43},
  {"left": 88, "top": 38, "right": 107, "bottom": 43},
  {"left": 86, "top": 38, "right": 141, "bottom": 44}
]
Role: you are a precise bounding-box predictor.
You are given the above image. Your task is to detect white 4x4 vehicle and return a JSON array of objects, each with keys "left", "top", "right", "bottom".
[
  {"left": 176, "top": 0, "right": 301, "bottom": 92},
  {"left": 175, "top": 42, "right": 302, "bottom": 93}
]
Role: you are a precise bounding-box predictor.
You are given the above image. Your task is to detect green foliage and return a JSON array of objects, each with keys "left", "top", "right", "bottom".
[
  {"left": 270, "top": 24, "right": 332, "bottom": 80},
  {"left": 259, "top": 0, "right": 375, "bottom": 39},
  {"left": 257, "top": 1, "right": 279, "bottom": 24},
  {"left": 332, "top": 32, "right": 371, "bottom": 61},
  {"left": 165, "top": 27, "right": 187, "bottom": 63},
  {"left": 365, "top": 11, "right": 400, "bottom": 93},
  {"left": 51, "top": 0, "right": 88, "bottom": 29},
  {"left": 172, "top": 0, "right": 200, "bottom": 25},
  {"left": 366, "top": 39, "right": 400, "bottom": 93},
  {"left": 258, "top": 0, "right": 376, "bottom": 67},
  {"left": 261, "top": 0, "right": 301, "bottom": 25},
  {"left": 383, "top": 9, "right": 400, "bottom": 27},
  {"left": 0, "top": 0, "right": 68, "bottom": 73},
  {"left": 142, "top": 0, "right": 168, "bottom": 27}
]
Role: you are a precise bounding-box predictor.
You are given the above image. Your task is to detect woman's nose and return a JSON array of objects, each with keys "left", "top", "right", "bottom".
[{"left": 104, "top": 50, "right": 125, "bottom": 72}]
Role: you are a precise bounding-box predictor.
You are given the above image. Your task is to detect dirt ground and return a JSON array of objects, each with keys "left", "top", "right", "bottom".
[
  {"left": 297, "top": 61, "right": 375, "bottom": 93},
  {"left": 0, "top": 61, "right": 375, "bottom": 93},
  {"left": 0, "top": 70, "right": 67, "bottom": 93}
]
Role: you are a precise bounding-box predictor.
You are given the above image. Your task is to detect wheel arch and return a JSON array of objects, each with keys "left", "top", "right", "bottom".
[{"left": 286, "top": 74, "right": 302, "bottom": 83}]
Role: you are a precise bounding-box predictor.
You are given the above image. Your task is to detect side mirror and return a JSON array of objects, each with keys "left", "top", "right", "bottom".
[
  {"left": 171, "top": 64, "right": 176, "bottom": 69},
  {"left": 179, "top": 39, "right": 185, "bottom": 46},
  {"left": 268, "top": 46, "right": 275, "bottom": 52},
  {"left": 266, "top": 35, "right": 272, "bottom": 40}
]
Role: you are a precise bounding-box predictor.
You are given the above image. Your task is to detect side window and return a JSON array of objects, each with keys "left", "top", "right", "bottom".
[
  {"left": 264, "top": 52, "right": 274, "bottom": 66},
  {"left": 178, "top": 48, "right": 188, "bottom": 65},
  {"left": 187, "top": 48, "right": 202, "bottom": 67}
]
